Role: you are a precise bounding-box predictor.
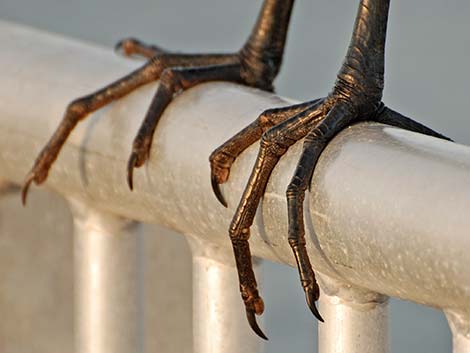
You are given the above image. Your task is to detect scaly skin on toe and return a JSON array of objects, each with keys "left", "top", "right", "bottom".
[
  {"left": 114, "top": 37, "right": 166, "bottom": 59},
  {"left": 22, "top": 0, "right": 296, "bottom": 212},
  {"left": 210, "top": 99, "right": 322, "bottom": 207},
  {"left": 212, "top": 0, "right": 452, "bottom": 338}
]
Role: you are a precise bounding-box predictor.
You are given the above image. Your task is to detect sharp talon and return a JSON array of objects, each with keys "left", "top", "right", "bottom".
[
  {"left": 114, "top": 39, "right": 125, "bottom": 53},
  {"left": 115, "top": 38, "right": 139, "bottom": 55},
  {"left": 211, "top": 175, "right": 227, "bottom": 207},
  {"left": 246, "top": 309, "right": 268, "bottom": 340},
  {"left": 127, "top": 153, "right": 138, "bottom": 191},
  {"left": 21, "top": 173, "right": 35, "bottom": 206},
  {"left": 306, "top": 292, "right": 324, "bottom": 323}
]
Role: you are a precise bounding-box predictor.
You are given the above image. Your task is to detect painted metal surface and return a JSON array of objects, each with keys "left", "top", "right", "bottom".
[
  {"left": 190, "top": 239, "right": 263, "bottom": 353},
  {"left": 318, "top": 276, "right": 389, "bottom": 353},
  {"left": 72, "top": 201, "right": 145, "bottom": 353}
]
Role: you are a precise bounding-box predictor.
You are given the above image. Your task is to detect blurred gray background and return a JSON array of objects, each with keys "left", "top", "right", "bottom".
[{"left": 1, "top": 0, "right": 469, "bottom": 352}]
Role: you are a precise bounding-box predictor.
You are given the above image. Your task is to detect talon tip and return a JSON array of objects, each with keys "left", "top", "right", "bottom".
[
  {"left": 21, "top": 174, "right": 34, "bottom": 206},
  {"left": 127, "top": 153, "right": 137, "bottom": 191},
  {"left": 246, "top": 309, "right": 268, "bottom": 340},
  {"left": 307, "top": 295, "right": 324, "bottom": 323},
  {"left": 211, "top": 175, "right": 227, "bottom": 207},
  {"left": 114, "top": 40, "right": 124, "bottom": 53}
]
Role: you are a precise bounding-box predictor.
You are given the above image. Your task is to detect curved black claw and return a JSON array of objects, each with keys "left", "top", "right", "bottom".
[
  {"left": 211, "top": 175, "right": 228, "bottom": 208},
  {"left": 127, "top": 152, "right": 138, "bottom": 191},
  {"left": 306, "top": 290, "right": 324, "bottom": 323},
  {"left": 114, "top": 39, "right": 127, "bottom": 53},
  {"left": 21, "top": 173, "right": 35, "bottom": 206},
  {"left": 246, "top": 308, "right": 268, "bottom": 340},
  {"left": 114, "top": 38, "right": 140, "bottom": 54}
]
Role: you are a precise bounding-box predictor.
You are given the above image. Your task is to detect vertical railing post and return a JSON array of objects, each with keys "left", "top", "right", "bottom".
[
  {"left": 189, "top": 238, "right": 264, "bottom": 353},
  {"left": 71, "top": 201, "right": 145, "bottom": 353},
  {"left": 318, "top": 276, "right": 389, "bottom": 353},
  {"left": 446, "top": 311, "right": 470, "bottom": 353}
]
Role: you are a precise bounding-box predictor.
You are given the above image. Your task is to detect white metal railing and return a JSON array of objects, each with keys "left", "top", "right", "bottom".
[{"left": 1, "top": 20, "right": 470, "bottom": 353}]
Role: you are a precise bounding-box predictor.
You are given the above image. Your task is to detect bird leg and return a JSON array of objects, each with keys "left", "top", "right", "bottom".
[
  {"left": 22, "top": 0, "right": 296, "bottom": 203},
  {"left": 215, "top": 0, "right": 451, "bottom": 338}
]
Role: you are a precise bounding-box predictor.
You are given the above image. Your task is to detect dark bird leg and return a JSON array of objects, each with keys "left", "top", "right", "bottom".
[
  {"left": 216, "top": 0, "right": 451, "bottom": 337},
  {"left": 22, "top": 0, "right": 296, "bottom": 203}
]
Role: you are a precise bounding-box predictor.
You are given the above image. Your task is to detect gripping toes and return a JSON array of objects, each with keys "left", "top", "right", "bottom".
[
  {"left": 284, "top": 103, "right": 354, "bottom": 322},
  {"left": 21, "top": 58, "right": 164, "bottom": 204},
  {"left": 23, "top": 0, "right": 302, "bottom": 340},
  {"left": 21, "top": 46, "right": 245, "bottom": 202},
  {"left": 24, "top": 0, "right": 298, "bottom": 201},
  {"left": 227, "top": 97, "right": 376, "bottom": 335},
  {"left": 126, "top": 64, "right": 243, "bottom": 189},
  {"left": 209, "top": 99, "right": 322, "bottom": 207},
  {"left": 226, "top": 101, "right": 327, "bottom": 338}
]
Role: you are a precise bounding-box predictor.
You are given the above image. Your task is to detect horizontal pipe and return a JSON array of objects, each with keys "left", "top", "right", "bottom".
[{"left": 1, "top": 20, "right": 470, "bottom": 321}]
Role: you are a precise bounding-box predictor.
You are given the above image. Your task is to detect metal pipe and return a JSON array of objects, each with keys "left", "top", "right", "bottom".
[
  {"left": 189, "top": 239, "right": 263, "bottom": 353},
  {"left": 318, "top": 276, "right": 389, "bottom": 353},
  {"left": 1, "top": 20, "right": 470, "bottom": 344},
  {"left": 71, "top": 201, "right": 145, "bottom": 353}
]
